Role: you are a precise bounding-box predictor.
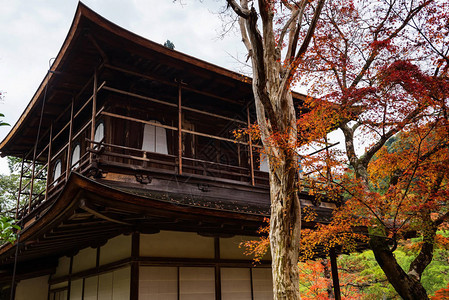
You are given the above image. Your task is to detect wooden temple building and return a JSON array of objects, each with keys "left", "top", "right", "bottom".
[{"left": 0, "top": 3, "right": 337, "bottom": 299}]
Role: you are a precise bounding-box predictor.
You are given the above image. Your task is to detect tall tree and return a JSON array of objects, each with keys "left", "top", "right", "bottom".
[
  {"left": 225, "top": 1, "right": 325, "bottom": 298},
  {"left": 296, "top": 0, "right": 449, "bottom": 298}
]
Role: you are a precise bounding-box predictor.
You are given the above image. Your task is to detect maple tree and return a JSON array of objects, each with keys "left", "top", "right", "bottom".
[
  {"left": 293, "top": 0, "right": 449, "bottom": 298},
  {"left": 231, "top": 0, "right": 448, "bottom": 298},
  {"left": 298, "top": 259, "right": 367, "bottom": 300},
  {"left": 432, "top": 283, "right": 449, "bottom": 300}
]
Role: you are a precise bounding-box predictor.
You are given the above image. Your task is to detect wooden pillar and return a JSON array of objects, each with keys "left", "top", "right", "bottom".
[
  {"left": 66, "top": 98, "right": 74, "bottom": 180},
  {"left": 247, "top": 106, "right": 255, "bottom": 186},
  {"left": 177, "top": 84, "right": 182, "bottom": 175},
  {"left": 28, "top": 156, "right": 36, "bottom": 213},
  {"left": 249, "top": 268, "right": 254, "bottom": 300},
  {"left": 90, "top": 71, "right": 98, "bottom": 163},
  {"left": 67, "top": 256, "right": 73, "bottom": 300},
  {"left": 130, "top": 233, "right": 140, "bottom": 300},
  {"left": 15, "top": 156, "right": 25, "bottom": 219},
  {"left": 330, "top": 248, "right": 341, "bottom": 300},
  {"left": 214, "top": 237, "right": 221, "bottom": 300},
  {"left": 44, "top": 124, "right": 53, "bottom": 202}
]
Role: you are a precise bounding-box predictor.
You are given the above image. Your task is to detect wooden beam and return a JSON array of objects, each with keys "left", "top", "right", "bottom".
[
  {"left": 15, "top": 156, "right": 25, "bottom": 219},
  {"left": 101, "top": 110, "right": 248, "bottom": 144},
  {"left": 101, "top": 112, "right": 177, "bottom": 131},
  {"left": 102, "top": 85, "right": 246, "bottom": 124},
  {"left": 67, "top": 255, "right": 73, "bottom": 300},
  {"left": 44, "top": 125, "right": 52, "bottom": 202},
  {"left": 178, "top": 85, "right": 183, "bottom": 175},
  {"left": 102, "top": 85, "right": 177, "bottom": 108},
  {"left": 79, "top": 199, "right": 131, "bottom": 226},
  {"left": 104, "top": 63, "right": 245, "bottom": 105},
  {"left": 87, "top": 33, "right": 109, "bottom": 63},
  {"left": 66, "top": 98, "right": 74, "bottom": 181},
  {"left": 182, "top": 105, "right": 246, "bottom": 125},
  {"left": 247, "top": 107, "right": 255, "bottom": 186},
  {"left": 130, "top": 261, "right": 139, "bottom": 299},
  {"left": 90, "top": 70, "right": 97, "bottom": 163}
]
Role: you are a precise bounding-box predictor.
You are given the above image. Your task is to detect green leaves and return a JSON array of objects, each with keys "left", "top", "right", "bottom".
[
  {"left": 0, "top": 216, "right": 20, "bottom": 244},
  {"left": 0, "top": 113, "right": 9, "bottom": 127}
]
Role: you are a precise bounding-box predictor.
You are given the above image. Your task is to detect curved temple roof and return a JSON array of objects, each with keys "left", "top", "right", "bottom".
[{"left": 0, "top": 2, "right": 307, "bottom": 157}]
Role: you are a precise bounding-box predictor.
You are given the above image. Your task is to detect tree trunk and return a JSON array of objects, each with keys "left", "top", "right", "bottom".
[
  {"left": 321, "top": 259, "right": 334, "bottom": 299},
  {"left": 269, "top": 157, "right": 301, "bottom": 300},
  {"left": 225, "top": 1, "right": 322, "bottom": 298},
  {"left": 369, "top": 235, "right": 429, "bottom": 299}
]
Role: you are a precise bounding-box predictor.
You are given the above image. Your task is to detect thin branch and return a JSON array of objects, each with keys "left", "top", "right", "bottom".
[
  {"left": 350, "top": 0, "right": 431, "bottom": 89},
  {"left": 277, "top": 3, "right": 302, "bottom": 54},
  {"left": 226, "top": 0, "right": 250, "bottom": 18},
  {"left": 295, "top": 0, "right": 325, "bottom": 59}
]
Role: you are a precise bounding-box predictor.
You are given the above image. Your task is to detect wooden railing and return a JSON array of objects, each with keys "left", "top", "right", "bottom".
[{"left": 87, "top": 139, "right": 264, "bottom": 185}]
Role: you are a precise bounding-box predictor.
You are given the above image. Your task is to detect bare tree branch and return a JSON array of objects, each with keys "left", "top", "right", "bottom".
[
  {"left": 226, "top": 0, "right": 250, "bottom": 18},
  {"left": 295, "top": 0, "right": 325, "bottom": 59}
]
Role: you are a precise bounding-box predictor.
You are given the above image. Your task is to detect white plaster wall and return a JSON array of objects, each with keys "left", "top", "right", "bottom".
[
  {"left": 83, "top": 276, "right": 98, "bottom": 300},
  {"left": 72, "top": 247, "right": 97, "bottom": 273},
  {"left": 139, "top": 266, "right": 177, "bottom": 299},
  {"left": 80, "top": 267, "right": 130, "bottom": 300},
  {"left": 179, "top": 267, "right": 215, "bottom": 300},
  {"left": 111, "top": 267, "right": 130, "bottom": 300},
  {"left": 15, "top": 275, "right": 49, "bottom": 300},
  {"left": 140, "top": 231, "right": 214, "bottom": 258},
  {"left": 220, "top": 236, "right": 271, "bottom": 260},
  {"left": 53, "top": 256, "right": 70, "bottom": 278},
  {"left": 252, "top": 268, "right": 274, "bottom": 300},
  {"left": 98, "top": 272, "right": 113, "bottom": 300},
  {"left": 100, "top": 235, "right": 131, "bottom": 265},
  {"left": 221, "top": 268, "right": 252, "bottom": 300},
  {"left": 70, "top": 279, "right": 83, "bottom": 300}
]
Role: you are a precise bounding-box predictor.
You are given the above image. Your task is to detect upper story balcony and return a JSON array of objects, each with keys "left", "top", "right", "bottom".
[
  {"left": 11, "top": 67, "right": 273, "bottom": 219},
  {"left": 0, "top": 5, "right": 336, "bottom": 236}
]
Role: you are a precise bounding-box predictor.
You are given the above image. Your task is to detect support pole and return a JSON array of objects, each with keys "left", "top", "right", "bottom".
[
  {"left": 330, "top": 248, "right": 341, "bottom": 300},
  {"left": 44, "top": 124, "right": 53, "bottom": 202},
  {"left": 178, "top": 84, "right": 182, "bottom": 175},
  {"left": 15, "top": 156, "right": 25, "bottom": 219},
  {"left": 66, "top": 98, "right": 74, "bottom": 180},
  {"left": 130, "top": 233, "right": 140, "bottom": 300},
  {"left": 90, "top": 71, "right": 98, "bottom": 163},
  {"left": 28, "top": 157, "right": 36, "bottom": 213},
  {"left": 214, "top": 237, "right": 221, "bottom": 300},
  {"left": 28, "top": 72, "right": 49, "bottom": 213},
  {"left": 247, "top": 106, "right": 255, "bottom": 186}
]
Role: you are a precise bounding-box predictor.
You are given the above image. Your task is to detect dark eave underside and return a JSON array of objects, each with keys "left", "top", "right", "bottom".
[{"left": 0, "top": 172, "right": 333, "bottom": 265}]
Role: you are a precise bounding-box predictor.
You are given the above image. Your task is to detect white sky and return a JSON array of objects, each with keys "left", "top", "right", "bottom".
[{"left": 0, "top": 0, "right": 249, "bottom": 174}]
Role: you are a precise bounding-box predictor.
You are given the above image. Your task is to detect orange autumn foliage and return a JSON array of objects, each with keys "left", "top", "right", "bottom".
[{"left": 238, "top": 0, "right": 448, "bottom": 297}]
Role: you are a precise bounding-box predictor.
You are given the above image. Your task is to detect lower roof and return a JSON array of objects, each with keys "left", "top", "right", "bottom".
[{"left": 0, "top": 172, "right": 334, "bottom": 267}]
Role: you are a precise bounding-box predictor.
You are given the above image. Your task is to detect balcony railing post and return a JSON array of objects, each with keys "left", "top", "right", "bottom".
[
  {"left": 178, "top": 84, "right": 182, "bottom": 175},
  {"left": 90, "top": 70, "right": 98, "bottom": 163},
  {"left": 66, "top": 98, "right": 74, "bottom": 180},
  {"left": 45, "top": 124, "right": 53, "bottom": 202},
  {"left": 247, "top": 106, "right": 255, "bottom": 186},
  {"left": 15, "top": 155, "right": 25, "bottom": 219}
]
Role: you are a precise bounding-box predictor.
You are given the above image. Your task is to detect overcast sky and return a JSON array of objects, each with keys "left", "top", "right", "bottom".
[{"left": 0, "top": 0, "right": 249, "bottom": 173}]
